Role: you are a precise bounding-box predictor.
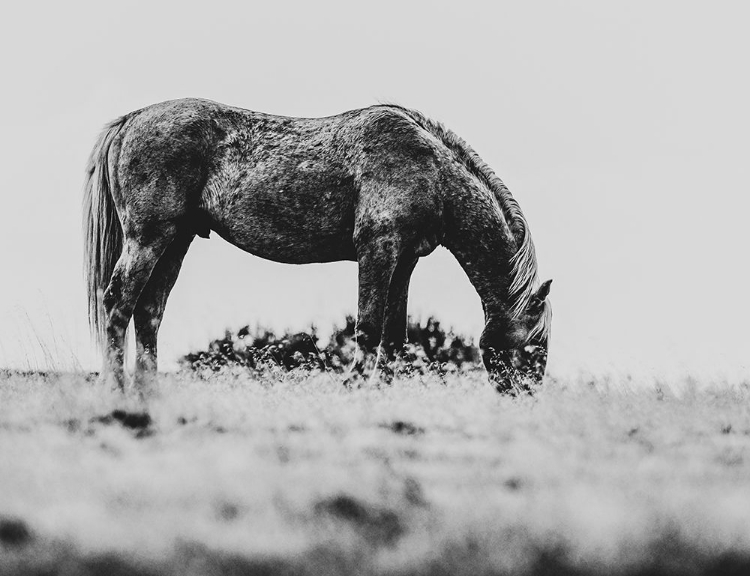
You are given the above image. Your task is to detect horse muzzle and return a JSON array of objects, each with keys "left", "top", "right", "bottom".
[{"left": 483, "top": 345, "right": 548, "bottom": 394}]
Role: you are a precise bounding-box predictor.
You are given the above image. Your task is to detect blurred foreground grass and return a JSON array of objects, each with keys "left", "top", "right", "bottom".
[{"left": 1, "top": 369, "right": 749, "bottom": 575}]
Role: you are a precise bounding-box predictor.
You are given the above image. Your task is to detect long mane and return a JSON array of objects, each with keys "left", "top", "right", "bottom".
[{"left": 384, "top": 105, "right": 548, "bottom": 337}]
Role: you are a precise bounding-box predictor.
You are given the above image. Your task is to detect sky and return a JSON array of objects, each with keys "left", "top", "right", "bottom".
[{"left": 1, "top": 0, "right": 748, "bottom": 381}]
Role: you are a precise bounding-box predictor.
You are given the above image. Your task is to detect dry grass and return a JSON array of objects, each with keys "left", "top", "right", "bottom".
[{"left": 1, "top": 369, "right": 749, "bottom": 575}]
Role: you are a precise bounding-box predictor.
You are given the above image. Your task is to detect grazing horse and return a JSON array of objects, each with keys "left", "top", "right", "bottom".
[{"left": 83, "top": 99, "right": 552, "bottom": 393}]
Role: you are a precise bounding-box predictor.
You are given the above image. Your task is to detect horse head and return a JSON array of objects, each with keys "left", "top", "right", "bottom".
[{"left": 480, "top": 279, "right": 552, "bottom": 394}]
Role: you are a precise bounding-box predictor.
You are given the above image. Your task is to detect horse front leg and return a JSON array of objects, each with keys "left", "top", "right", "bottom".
[
  {"left": 382, "top": 256, "right": 418, "bottom": 361},
  {"left": 350, "top": 238, "right": 401, "bottom": 385}
]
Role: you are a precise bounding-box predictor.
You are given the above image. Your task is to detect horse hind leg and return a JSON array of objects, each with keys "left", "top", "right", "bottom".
[
  {"left": 102, "top": 226, "right": 177, "bottom": 391},
  {"left": 132, "top": 232, "right": 194, "bottom": 392}
]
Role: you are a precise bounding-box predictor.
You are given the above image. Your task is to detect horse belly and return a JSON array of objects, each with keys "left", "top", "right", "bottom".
[
  {"left": 219, "top": 210, "right": 357, "bottom": 264},
  {"left": 201, "top": 178, "right": 357, "bottom": 264}
]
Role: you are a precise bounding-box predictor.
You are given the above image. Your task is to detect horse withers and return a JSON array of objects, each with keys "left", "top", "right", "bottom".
[{"left": 83, "top": 98, "right": 551, "bottom": 393}]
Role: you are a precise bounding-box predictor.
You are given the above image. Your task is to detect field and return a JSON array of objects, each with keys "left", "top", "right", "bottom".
[{"left": 1, "top": 369, "right": 750, "bottom": 576}]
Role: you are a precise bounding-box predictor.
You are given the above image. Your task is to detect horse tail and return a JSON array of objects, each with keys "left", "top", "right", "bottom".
[{"left": 82, "top": 116, "right": 128, "bottom": 350}]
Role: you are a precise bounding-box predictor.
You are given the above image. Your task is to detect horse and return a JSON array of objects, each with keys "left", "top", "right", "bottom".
[{"left": 83, "top": 98, "right": 552, "bottom": 393}]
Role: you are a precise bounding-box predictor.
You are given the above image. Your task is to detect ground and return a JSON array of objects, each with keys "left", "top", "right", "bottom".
[{"left": 1, "top": 369, "right": 749, "bottom": 575}]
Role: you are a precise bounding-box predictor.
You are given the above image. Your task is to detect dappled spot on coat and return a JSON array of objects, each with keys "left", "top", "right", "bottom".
[
  {"left": 314, "top": 494, "right": 404, "bottom": 546},
  {"left": 0, "top": 517, "right": 32, "bottom": 547},
  {"left": 380, "top": 420, "right": 425, "bottom": 436}
]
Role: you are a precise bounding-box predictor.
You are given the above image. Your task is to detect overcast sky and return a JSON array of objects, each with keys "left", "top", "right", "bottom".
[{"left": 1, "top": 0, "right": 748, "bottom": 381}]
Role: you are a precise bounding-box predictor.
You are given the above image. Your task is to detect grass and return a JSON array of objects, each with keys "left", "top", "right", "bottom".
[{"left": 1, "top": 368, "right": 749, "bottom": 575}]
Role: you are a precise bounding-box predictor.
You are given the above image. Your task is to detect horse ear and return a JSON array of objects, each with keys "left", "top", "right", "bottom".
[
  {"left": 528, "top": 279, "right": 552, "bottom": 315},
  {"left": 535, "top": 279, "right": 552, "bottom": 301}
]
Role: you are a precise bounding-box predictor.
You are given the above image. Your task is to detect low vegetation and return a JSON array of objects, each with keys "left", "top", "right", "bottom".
[
  {"left": 179, "top": 316, "right": 480, "bottom": 375},
  {"left": 1, "top": 367, "right": 749, "bottom": 575}
]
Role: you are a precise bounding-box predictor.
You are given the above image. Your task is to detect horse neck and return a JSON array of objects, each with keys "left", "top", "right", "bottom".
[{"left": 442, "top": 179, "right": 520, "bottom": 321}]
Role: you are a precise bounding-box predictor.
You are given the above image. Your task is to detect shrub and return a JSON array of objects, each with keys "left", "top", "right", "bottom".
[{"left": 179, "top": 316, "right": 480, "bottom": 375}]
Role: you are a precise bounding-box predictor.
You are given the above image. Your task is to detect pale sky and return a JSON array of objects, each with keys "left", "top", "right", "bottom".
[{"left": 1, "top": 1, "right": 748, "bottom": 380}]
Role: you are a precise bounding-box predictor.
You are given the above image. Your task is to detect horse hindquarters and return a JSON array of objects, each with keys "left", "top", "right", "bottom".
[{"left": 95, "top": 103, "right": 213, "bottom": 389}]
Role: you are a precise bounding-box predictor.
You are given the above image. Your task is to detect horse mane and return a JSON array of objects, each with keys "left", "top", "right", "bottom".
[{"left": 385, "top": 105, "right": 547, "bottom": 333}]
